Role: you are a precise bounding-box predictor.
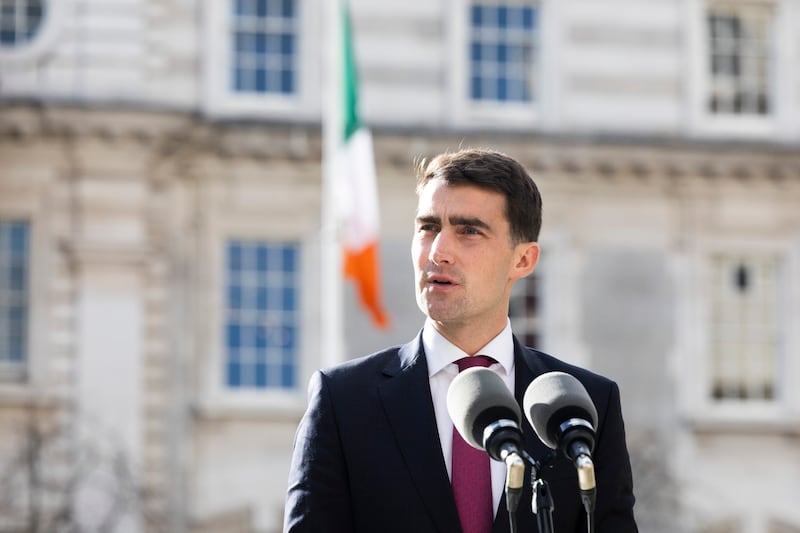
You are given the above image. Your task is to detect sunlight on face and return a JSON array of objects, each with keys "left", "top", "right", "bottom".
[{"left": 412, "top": 180, "right": 532, "bottom": 340}]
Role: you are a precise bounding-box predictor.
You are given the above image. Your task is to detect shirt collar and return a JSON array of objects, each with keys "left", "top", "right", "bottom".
[{"left": 423, "top": 318, "right": 514, "bottom": 378}]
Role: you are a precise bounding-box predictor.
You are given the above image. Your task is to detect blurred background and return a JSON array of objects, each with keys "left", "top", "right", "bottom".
[{"left": 1, "top": 0, "right": 799, "bottom": 532}]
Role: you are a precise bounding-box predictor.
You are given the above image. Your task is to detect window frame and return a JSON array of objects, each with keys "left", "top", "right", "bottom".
[
  {"left": 222, "top": 239, "right": 301, "bottom": 392},
  {"left": 0, "top": 220, "right": 30, "bottom": 381},
  {"left": 202, "top": 0, "right": 320, "bottom": 121},
  {"left": 0, "top": 210, "right": 47, "bottom": 395},
  {"left": 199, "top": 228, "right": 312, "bottom": 415},
  {"left": 448, "top": 0, "right": 557, "bottom": 130},
  {"left": 509, "top": 268, "right": 542, "bottom": 350},
  {"left": 0, "top": 0, "right": 63, "bottom": 67},
  {"left": 706, "top": 6, "right": 772, "bottom": 117},
  {"left": 467, "top": 3, "right": 539, "bottom": 105},
  {"left": 685, "top": 0, "right": 798, "bottom": 140},
  {"left": 679, "top": 237, "right": 800, "bottom": 428},
  {"left": 0, "top": 0, "right": 44, "bottom": 48},
  {"left": 708, "top": 253, "right": 781, "bottom": 403},
  {"left": 230, "top": 0, "right": 298, "bottom": 96}
]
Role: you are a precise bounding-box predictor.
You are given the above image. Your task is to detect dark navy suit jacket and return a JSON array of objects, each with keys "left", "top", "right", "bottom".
[{"left": 284, "top": 333, "right": 637, "bottom": 532}]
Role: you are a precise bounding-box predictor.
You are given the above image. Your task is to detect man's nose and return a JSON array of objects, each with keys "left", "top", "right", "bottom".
[{"left": 429, "top": 231, "right": 453, "bottom": 265}]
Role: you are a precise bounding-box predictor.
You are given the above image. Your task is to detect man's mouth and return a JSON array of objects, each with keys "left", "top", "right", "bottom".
[{"left": 426, "top": 274, "right": 456, "bottom": 286}]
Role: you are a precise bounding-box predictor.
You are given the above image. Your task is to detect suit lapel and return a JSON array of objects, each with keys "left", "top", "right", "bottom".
[
  {"left": 512, "top": 337, "right": 555, "bottom": 464},
  {"left": 378, "top": 335, "right": 461, "bottom": 533}
]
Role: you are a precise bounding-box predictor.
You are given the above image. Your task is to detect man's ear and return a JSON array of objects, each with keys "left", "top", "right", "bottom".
[{"left": 512, "top": 242, "right": 540, "bottom": 279}]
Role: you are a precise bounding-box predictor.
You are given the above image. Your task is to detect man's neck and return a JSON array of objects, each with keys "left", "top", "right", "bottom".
[{"left": 428, "top": 318, "right": 509, "bottom": 356}]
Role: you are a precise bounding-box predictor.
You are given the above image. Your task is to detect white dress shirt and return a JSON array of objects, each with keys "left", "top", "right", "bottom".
[{"left": 423, "top": 318, "right": 516, "bottom": 518}]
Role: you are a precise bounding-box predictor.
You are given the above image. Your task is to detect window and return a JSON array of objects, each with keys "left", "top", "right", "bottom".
[
  {"left": 225, "top": 240, "right": 299, "bottom": 390},
  {"left": 0, "top": 0, "right": 44, "bottom": 48},
  {"left": 710, "top": 255, "right": 779, "bottom": 401},
  {"left": 509, "top": 272, "right": 540, "bottom": 349},
  {"left": 469, "top": 3, "right": 539, "bottom": 103},
  {"left": 0, "top": 221, "right": 28, "bottom": 378},
  {"left": 203, "top": 0, "right": 317, "bottom": 119},
  {"left": 707, "top": 4, "right": 772, "bottom": 116},
  {"left": 231, "top": 0, "right": 297, "bottom": 95}
]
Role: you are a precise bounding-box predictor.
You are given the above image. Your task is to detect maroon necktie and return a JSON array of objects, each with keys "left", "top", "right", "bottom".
[{"left": 452, "top": 356, "right": 495, "bottom": 533}]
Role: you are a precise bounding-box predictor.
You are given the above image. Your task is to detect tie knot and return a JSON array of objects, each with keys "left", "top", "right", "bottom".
[{"left": 456, "top": 355, "right": 495, "bottom": 372}]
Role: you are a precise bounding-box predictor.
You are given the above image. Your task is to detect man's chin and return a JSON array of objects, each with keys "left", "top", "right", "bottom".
[{"left": 423, "top": 307, "right": 458, "bottom": 324}]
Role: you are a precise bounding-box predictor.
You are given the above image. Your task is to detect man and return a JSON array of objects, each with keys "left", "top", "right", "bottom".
[{"left": 284, "top": 149, "right": 637, "bottom": 532}]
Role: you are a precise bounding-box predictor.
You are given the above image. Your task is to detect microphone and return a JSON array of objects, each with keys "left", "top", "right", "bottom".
[
  {"left": 523, "top": 371, "right": 598, "bottom": 517},
  {"left": 446, "top": 367, "right": 526, "bottom": 513}
]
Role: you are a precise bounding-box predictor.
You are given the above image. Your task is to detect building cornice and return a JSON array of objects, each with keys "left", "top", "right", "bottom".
[{"left": 2, "top": 102, "right": 799, "bottom": 184}]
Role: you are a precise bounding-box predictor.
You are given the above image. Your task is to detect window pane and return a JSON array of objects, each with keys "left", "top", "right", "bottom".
[
  {"left": 255, "top": 69, "right": 267, "bottom": 92},
  {"left": 706, "top": 5, "right": 772, "bottom": 116},
  {"left": 227, "top": 361, "right": 242, "bottom": 387},
  {"left": 230, "top": 0, "right": 298, "bottom": 95},
  {"left": 0, "top": 0, "right": 45, "bottom": 48},
  {"left": 282, "top": 246, "right": 296, "bottom": 271},
  {"left": 281, "top": 33, "right": 294, "bottom": 55},
  {"left": 497, "top": 6, "right": 507, "bottom": 27},
  {"left": 509, "top": 271, "right": 541, "bottom": 349},
  {"left": 710, "top": 255, "right": 779, "bottom": 401},
  {"left": 255, "top": 363, "right": 267, "bottom": 387},
  {"left": 471, "top": 5, "right": 483, "bottom": 26},
  {"left": 227, "top": 325, "right": 241, "bottom": 348},
  {"left": 522, "top": 7, "right": 535, "bottom": 29},
  {"left": 234, "top": 0, "right": 250, "bottom": 16},
  {"left": 468, "top": 3, "right": 538, "bottom": 104},
  {"left": 224, "top": 240, "right": 300, "bottom": 390},
  {"left": 0, "top": 221, "right": 29, "bottom": 368},
  {"left": 280, "top": 68, "right": 294, "bottom": 93},
  {"left": 281, "top": 362, "right": 295, "bottom": 388},
  {"left": 234, "top": 67, "right": 247, "bottom": 91}
]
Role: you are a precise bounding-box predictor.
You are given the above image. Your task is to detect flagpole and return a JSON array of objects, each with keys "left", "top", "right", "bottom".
[{"left": 321, "top": 0, "right": 346, "bottom": 368}]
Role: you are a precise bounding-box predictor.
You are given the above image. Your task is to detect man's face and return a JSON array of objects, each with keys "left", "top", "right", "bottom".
[{"left": 411, "top": 179, "right": 537, "bottom": 337}]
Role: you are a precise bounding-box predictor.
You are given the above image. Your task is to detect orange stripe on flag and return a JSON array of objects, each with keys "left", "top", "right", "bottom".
[{"left": 343, "top": 242, "right": 389, "bottom": 328}]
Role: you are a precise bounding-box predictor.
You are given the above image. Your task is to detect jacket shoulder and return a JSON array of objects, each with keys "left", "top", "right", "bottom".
[
  {"left": 520, "top": 346, "right": 618, "bottom": 399},
  {"left": 322, "top": 345, "right": 402, "bottom": 377}
]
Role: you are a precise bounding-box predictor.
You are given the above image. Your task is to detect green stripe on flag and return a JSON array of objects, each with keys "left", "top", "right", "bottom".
[{"left": 342, "top": 3, "right": 361, "bottom": 142}]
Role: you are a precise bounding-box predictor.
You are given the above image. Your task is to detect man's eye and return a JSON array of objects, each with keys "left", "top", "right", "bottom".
[
  {"left": 461, "top": 227, "right": 481, "bottom": 235},
  {"left": 418, "top": 224, "right": 438, "bottom": 232}
]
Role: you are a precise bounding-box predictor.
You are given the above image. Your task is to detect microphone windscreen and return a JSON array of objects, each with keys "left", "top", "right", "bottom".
[
  {"left": 523, "top": 371, "right": 598, "bottom": 450},
  {"left": 446, "top": 367, "right": 521, "bottom": 450}
]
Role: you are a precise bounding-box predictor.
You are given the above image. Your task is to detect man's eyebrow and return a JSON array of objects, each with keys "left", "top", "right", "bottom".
[
  {"left": 415, "top": 214, "right": 492, "bottom": 231},
  {"left": 449, "top": 215, "right": 491, "bottom": 230},
  {"left": 415, "top": 214, "right": 441, "bottom": 225}
]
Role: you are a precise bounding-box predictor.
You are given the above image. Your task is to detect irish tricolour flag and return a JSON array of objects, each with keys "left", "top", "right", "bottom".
[{"left": 331, "top": 2, "right": 389, "bottom": 328}]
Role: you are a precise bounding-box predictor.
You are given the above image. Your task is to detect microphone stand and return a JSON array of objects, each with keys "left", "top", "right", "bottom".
[
  {"left": 532, "top": 477, "right": 555, "bottom": 533},
  {"left": 520, "top": 450, "right": 556, "bottom": 533}
]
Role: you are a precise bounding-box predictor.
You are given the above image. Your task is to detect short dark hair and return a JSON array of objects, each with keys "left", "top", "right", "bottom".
[{"left": 416, "top": 148, "right": 542, "bottom": 243}]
